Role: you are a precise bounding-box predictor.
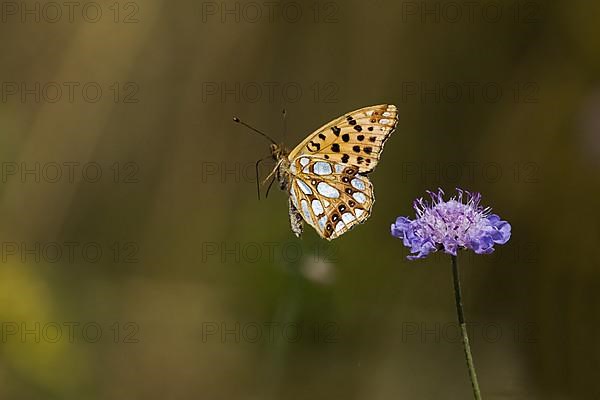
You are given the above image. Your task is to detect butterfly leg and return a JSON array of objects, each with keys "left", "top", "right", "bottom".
[
  {"left": 255, "top": 155, "right": 273, "bottom": 200},
  {"left": 264, "top": 176, "right": 276, "bottom": 199},
  {"left": 288, "top": 198, "right": 303, "bottom": 238},
  {"left": 262, "top": 159, "right": 283, "bottom": 186}
]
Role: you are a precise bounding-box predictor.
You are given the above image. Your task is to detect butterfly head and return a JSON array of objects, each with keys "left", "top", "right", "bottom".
[{"left": 270, "top": 143, "right": 288, "bottom": 161}]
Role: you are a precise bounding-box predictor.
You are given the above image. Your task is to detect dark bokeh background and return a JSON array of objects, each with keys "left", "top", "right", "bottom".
[{"left": 0, "top": 0, "right": 599, "bottom": 398}]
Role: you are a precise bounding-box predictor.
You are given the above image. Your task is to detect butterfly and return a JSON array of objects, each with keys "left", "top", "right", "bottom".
[{"left": 234, "top": 104, "right": 398, "bottom": 241}]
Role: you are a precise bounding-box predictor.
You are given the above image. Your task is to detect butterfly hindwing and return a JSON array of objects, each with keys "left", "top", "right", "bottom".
[
  {"left": 288, "top": 156, "right": 374, "bottom": 240},
  {"left": 288, "top": 104, "right": 398, "bottom": 174}
]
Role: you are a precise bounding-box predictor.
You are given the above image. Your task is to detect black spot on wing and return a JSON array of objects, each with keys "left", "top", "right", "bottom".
[{"left": 308, "top": 141, "right": 321, "bottom": 151}]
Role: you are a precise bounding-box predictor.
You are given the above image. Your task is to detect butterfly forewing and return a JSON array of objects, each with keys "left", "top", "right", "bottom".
[
  {"left": 289, "top": 156, "right": 374, "bottom": 240},
  {"left": 288, "top": 104, "right": 398, "bottom": 174}
]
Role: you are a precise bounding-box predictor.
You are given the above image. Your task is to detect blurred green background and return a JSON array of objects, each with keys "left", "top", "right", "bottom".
[{"left": 0, "top": 0, "right": 599, "bottom": 398}]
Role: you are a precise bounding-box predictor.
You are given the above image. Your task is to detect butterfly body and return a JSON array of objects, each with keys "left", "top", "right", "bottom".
[
  {"left": 263, "top": 104, "right": 398, "bottom": 241},
  {"left": 268, "top": 143, "right": 291, "bottom": 190}
]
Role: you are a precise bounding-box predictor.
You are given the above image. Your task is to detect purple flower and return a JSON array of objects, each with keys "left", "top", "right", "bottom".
[{"left": 391, "top": 188, "right": 511, "bottom": 260}]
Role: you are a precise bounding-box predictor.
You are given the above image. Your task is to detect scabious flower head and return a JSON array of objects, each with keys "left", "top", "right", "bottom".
[{"left": 391, "top": 188, "right": 511, "bottom": 260}]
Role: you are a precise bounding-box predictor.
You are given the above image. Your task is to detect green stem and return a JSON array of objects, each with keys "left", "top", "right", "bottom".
[{"left": 451, "top": 255, "right": 482, "bottom": 400}]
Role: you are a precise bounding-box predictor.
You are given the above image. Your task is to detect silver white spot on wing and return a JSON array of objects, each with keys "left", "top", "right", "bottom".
[
  {"left": 323, "top": 199, "right": 331, "bottom": 207},
  {"left": 313, "top": 161, "right": 332, "bottom": 175},
  {"left": 382, "top": 111, "right": 392, "bottom": 117},
  {"left": 342, "top": 212, "right": 355, "bottom": 224},
  {"left": 290, "top": 163, "right": 296, "bottom": 174},
  {"left": 334, "top": 164, "right": 344, "bottom": 174},
  {"left": 335, "top": 221, "right": 345, "bottom": 233},
  {"left": 316, "top": 182, "right": 340, "bottom": 198},
  {"left": 318, "top": 216, "right": 327, "bottom": 229},
  {"left": 290, "top": 188, "right": 299, "bottom": 208},
  {"left": 379, "top": 119, "right": 390, "bottom": 124},
  {"left": 311, "top": 199, "right": 324, "bottom": 216},
  {"left": 355, "top": 208, "right": 365, "bottom": 218},
  {"left": 301, "top": 199, "right": 311, "bottom": 221},
  {"left": 352, "top": 192, "right": 367, "bottom": 204},
  {"left": 297, "top": 180, "right": 312, "bottom": 195},
  {"left": 300, "top": 157, "right": 310, "bottom": 167},
  {"left": 366, "top": 110, "right": 374, "bottom": 117},
  {"left": 303, "top": 165, "right": 311, "bottom": 173},
  {"left": 351, "top": 178, "right": 366, "bottom": 190}
]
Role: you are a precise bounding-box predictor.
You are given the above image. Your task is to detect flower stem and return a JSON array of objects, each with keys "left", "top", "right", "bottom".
[{"left": 451, "top": 255, "right": 482, "bottom": 400}]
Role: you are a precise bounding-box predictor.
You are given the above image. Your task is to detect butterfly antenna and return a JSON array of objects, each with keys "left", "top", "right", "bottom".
[
  {"left": 281, "top": 108, "right": 287, "bottom": 142},
  {"left": 233, "top": 116, "right": 278, "bottom": 145}
]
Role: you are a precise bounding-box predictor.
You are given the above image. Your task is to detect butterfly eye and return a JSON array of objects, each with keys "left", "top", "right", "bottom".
[
  {"left": 348, "top": 200, "right": 356, "bottom": 207},
  {"left": 326, "top": 224, "right": 333, "bottom": 232},
  {"left": 338, "top": 205, "right": 346, "bottom": 212},
  {"left": 332, "top": 214, "right": 340, "bottom": 222},
  {"left": 345, "top": 168, "right": 356, "bottom": 175},
  {"left": 345, "top": 188, "right": 353, "bottom": 195},
  {"left": 342, "top": 177, "right": 350, "bottom": 183}
]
